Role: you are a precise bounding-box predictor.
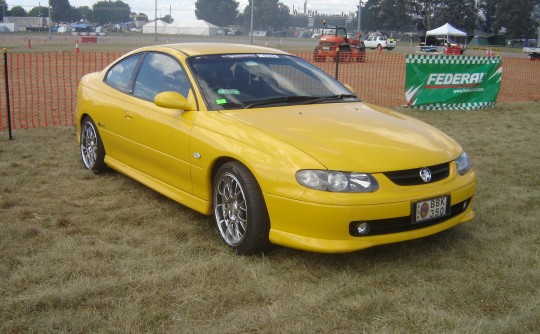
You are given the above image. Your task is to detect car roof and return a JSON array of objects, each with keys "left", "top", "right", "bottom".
[{"left": 132, "top": 43, "right": 291, "bottom": 57}]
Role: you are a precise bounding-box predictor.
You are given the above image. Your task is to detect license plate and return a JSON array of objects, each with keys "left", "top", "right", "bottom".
[
  {"left": 322, "top": 46, "right": 330, "bottom": 51},
  {"left": 413, "top": 195, "right": 450, "bottom": 223}
]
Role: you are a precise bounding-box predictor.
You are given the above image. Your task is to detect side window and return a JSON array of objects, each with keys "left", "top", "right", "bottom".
[
  {"left": 104, "top": 54, "right": 143, "bottom": 93},
  {"left": 133, "top": 53, "right": 191, "bottom": 102}
]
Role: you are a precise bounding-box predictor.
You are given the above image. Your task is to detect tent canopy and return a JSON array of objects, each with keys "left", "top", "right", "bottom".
[
  {"left": 427, "top": 23, "right": 466, "bottom": 37},
  {"left": 142, "top": 19, "right": 170, "bottom": 34},
  {"left": 143, "top": 19, "right": 219, "bottom": 36}
]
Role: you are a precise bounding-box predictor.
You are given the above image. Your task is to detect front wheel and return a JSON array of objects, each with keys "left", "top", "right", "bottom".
[
  {"left": 80, "top": 116, "right": 107, "bottom": 172},
  {"left": 213, "top": 162, "right": 272, "bottom": 255}
]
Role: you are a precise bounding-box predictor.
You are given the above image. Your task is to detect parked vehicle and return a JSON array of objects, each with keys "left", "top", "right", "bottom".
[
  {"left": 418, "top": 36, "right": 464, "bottom": 54},
  {"left": 313, "top": 25, "right": 366, "bottom": 62},
  {"left": 523, "top": 40, "right": 540, "bottom": 60},
  {"left": 76, "top": 43, "right": 477, "bottom": 254},
  {"left": 364, "top": 36, "right": 396, "bottom": 50}
]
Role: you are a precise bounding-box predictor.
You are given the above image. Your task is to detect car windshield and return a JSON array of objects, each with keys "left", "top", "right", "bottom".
[{"left": 188, "top": 54, "right": 359, "bottom": 110}]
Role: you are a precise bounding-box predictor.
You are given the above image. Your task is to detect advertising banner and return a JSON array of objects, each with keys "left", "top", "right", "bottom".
[{"left": 405, "top": 54, "right": 502, "bottom": 110}]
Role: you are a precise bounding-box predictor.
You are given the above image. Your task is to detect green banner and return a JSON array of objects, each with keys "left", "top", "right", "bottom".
[{"left": 405, "top": 54, "right": 502, "bottom": 110}]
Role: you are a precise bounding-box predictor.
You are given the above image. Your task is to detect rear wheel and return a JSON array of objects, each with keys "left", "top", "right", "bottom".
[
  {"left": 213, "top": 162, "right": 272, "bottom": 255},
  {"left": 80, "top": 116, "right": 107, "bottom": 172}
]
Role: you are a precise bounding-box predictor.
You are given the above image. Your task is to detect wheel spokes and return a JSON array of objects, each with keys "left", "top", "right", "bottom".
[
  {"left": 215, "top": 173, "right": 247, "bottom": 246},
  {"left": 81, "top": 123, "right": 97, "bottom": 168}
]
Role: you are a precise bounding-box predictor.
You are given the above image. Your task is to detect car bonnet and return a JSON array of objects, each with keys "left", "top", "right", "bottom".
[{"left": 220, "top": 102, "right": 461, "bottom": 173}]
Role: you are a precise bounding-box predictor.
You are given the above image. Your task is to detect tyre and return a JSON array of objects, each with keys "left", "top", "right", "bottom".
[
  {"left": 356, "top": 52, "right": 367, "bottom": 62},
  {"left": 80, "top": 116, "right": 107, "bottom": 172},
  {"left": 339, "top": 46, "right": 352, "bottom": 62},
  {"left": 313, "top": 54, "right": 325, "bottom": 62},
  {"left": 213, "top": 161, "right": 272, "bottom": 255}
]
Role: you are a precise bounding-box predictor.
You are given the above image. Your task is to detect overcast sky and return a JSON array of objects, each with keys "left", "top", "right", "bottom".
[{"left": 16, "top": 0, "right": 361, "bottom": 22}]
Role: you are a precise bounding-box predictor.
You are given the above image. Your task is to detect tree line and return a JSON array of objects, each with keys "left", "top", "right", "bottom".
[
  {"left": 0, "top": 0, "right": 167, "bottom": 26},
  {"left": 2, "top": 0, "right": 539, "bottom": 38}
]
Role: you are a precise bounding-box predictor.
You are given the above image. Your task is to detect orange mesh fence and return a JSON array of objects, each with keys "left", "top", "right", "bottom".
[
  {"left": 497, "top": 57, "right": 540, "bottom": 102},
  {"left": 0, "top": 51, "right": 123, "bottom": 131},
  {"left": 1, "top": 51, "right": 539, "bottom": 131}
]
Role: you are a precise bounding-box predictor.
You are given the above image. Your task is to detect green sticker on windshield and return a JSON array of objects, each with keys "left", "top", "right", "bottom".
[{"left": 216, "top": 99, "right": 227, "bottom": 105}]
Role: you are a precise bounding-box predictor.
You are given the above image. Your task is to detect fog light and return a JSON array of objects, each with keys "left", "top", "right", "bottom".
[
  {"left": 463, "top": 200, "right": 468, "bottom": 210},
  {"left": 356, "top": 222, "right": 370, "bottom": 236}
]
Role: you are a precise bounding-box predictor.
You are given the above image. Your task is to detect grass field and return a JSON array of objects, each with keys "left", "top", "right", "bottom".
[{"left": 1, "top": 101, "right": 539, "bottom": 333}]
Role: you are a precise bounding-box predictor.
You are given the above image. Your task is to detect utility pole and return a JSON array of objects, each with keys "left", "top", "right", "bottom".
[
  {"left": 154, "top": 0, "right": 158, "bottom": 41},
  {"left": 250, "top": 0, "right": 254, "bottom": 44},
  {"left": 356, "top": 0, "right": 361, "bottom": 35},
  {"left": 48, "top": 0, "right": 51, "bottom": 39}
]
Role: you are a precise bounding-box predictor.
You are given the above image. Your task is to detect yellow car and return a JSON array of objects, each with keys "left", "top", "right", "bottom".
[{"left": 76, "top": 43, "right": 477, "bottom": 254}]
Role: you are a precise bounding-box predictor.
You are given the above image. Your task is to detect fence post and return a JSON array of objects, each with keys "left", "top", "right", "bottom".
[
  {"left": 3, "top": 48, "right": 12, "bottom": 140},
  {"left": 335, "top": 46, "right": 340, "bottom": 80}
]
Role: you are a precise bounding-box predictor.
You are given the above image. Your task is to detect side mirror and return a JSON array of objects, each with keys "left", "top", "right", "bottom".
[{"left": 154, "top": 91, "right": 195, "bottom": 111}]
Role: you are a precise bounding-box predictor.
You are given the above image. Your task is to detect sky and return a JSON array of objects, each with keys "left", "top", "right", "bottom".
[{"left": 15, "top": 0, "right": 362, "bottom": 23}]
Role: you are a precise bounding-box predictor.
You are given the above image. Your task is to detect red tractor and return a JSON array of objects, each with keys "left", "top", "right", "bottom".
[{"left": 313, "top": 24, "right": 366, "bottom": 62}]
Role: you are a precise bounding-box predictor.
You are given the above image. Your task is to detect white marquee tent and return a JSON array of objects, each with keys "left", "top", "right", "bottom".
[
  {"left": 143, "top": 20, "right": 220, "bottom": 36},
  {"left": 425, "top": 23, "right": 467, "bottom": 45},
  {"left": 142, "top": 19, "right": 169, "bottom": 34},
  {"left": 426, "top": 23, "right": 466, "bottom": 38}
]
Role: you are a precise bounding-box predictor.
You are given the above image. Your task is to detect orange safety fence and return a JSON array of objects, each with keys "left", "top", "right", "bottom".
[
  {"left": 0, "top": 51, "right": 123, "bottom": 131},
  {"left": 1, "top": 51, "right": 539, "bottom": 131}
]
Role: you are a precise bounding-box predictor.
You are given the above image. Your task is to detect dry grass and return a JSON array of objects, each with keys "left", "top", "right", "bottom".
[{"left": 1, "top": 102, "right": 539, "bottom": 333}]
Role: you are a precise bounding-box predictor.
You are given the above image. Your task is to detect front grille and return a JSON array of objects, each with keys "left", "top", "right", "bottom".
[
  {"left": 384, "top": 162, "right": 450, "bottom": 186},
  {"left": 349, "top": 197, "right": 471, "bottom": 237},
  {"left": 320, "top": 42, "right": 336, "bottom": 47}
]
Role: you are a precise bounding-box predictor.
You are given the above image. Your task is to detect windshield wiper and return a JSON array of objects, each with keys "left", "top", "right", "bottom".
[
  {"left": 244, "top": 96, "right": 326, "bottom": 109},
  {"left": 303, "top": 94, "right": 359, "bottom": 104}
]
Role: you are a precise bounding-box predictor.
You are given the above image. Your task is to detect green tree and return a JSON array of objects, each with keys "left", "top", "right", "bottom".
[
  {"left": 28, "top": 6, "right": 49, "bottom": 17},
  {"left": 409, "top": 0, "right": 439, "bottom": 31},
  {"left": 242, "top": 0, "right": 290, "bottom": 32},
  {"left": 92, "top": 1, "right": 131, "bottom": 25},
  {"left": 494, "top": 0, "right": 537, "bottom": 38},
  {"left": 160, "top": 14, "right": 173, "bottom": 24},
  {"left": 8, "top": 5, "right": 26, "bottom": 16},
  {"left": 73, "top": 6, "right": 92, "bottom": 21},
  {"left": 477, "top": 0, "right": 498, "bottom": 32},
  {"left": 361, "top": 0, "right": 382, "bottom": 32},
  {"left": 0, "top": 1, "right": 7, "bottom": 22},
  {"left": 379, "top": 0, "right": 411, "bottom": 32},
  {"left": 195, "top": 0, "right": 239, "bottom": 27},
  {"left": 405, "top": 0, "right": 478, "bottom": 33},
  {"left": 433, "top": 0, "right": 477, "bottom": 34},
  {"left": 50, "top": 0, "right": 72, "bottom": 22}
]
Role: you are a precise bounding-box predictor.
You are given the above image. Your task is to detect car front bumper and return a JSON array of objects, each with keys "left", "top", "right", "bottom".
[{"left": 264, "top": 172, "right": 477, "bottom": 253}]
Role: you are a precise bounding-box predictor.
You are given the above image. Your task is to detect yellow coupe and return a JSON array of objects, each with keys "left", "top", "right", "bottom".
[{"left": 76, "top": 43, "right": 477, "bottom": 254}]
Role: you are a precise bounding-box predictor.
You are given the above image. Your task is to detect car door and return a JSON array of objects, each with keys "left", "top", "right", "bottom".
[
  {"left": 98, "top": 53, "right": 144, "bottom": 160},
  {"left": 112, "top": 52, "right": 195, "bottom": 194}
]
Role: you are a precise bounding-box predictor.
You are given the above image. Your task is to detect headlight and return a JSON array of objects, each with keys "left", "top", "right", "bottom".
[
  {"left": 296, "top": 170, "right": 379, "bottom": 192},
  {"left": 455, "top": 151, "right": 472, "bottom": 175}
]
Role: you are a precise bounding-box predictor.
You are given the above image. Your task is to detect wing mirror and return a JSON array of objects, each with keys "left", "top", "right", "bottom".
[{"left": 154, "top": 91, "right": 196, "bottom": 111}]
